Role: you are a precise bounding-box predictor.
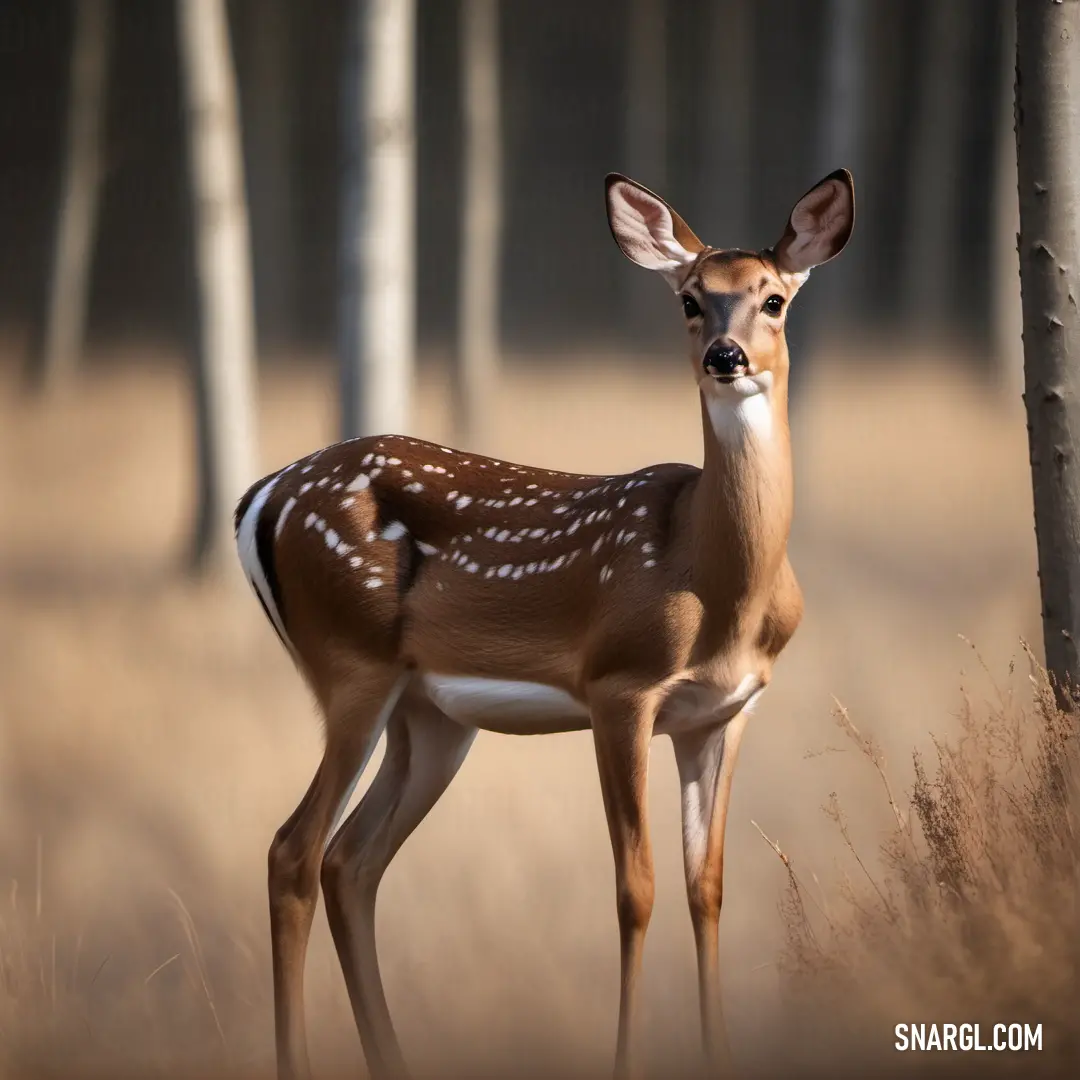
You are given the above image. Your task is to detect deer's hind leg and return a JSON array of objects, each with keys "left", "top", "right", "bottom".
[
  {"left": 268, "top": 665, "right": 407, "bottom": 1080},
  {"left": 321, "top": 685, "right": 478, "bottom": 1080}
]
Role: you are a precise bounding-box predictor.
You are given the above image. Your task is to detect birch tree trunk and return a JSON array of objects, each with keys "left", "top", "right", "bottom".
[
  {"left": 34, "top": 0, "right": 112, "bottom": 393},
  {"left": 177, "top": 0, "right": 259, "bottom": 576},
  {"left": 1015, "top": 0, "right": 1080, "bottom": 706},
  {"left": 453, "top": 0, "right": 502, "bottom": 446},
  {"left": 339, "top": 0, "right": 417, "bottom": 440}
]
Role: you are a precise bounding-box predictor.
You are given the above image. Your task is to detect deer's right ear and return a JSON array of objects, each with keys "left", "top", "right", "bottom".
[
  {"left": 773, "top": 169, "right": 855, "bottom": 275},
  {"left": 605, "top": 174, "right": 704, "bottom": 288}
]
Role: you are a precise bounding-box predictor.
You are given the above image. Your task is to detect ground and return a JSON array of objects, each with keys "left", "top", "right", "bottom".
[{"left": 0, "top": 340, "right": 1040, "bottom": 1078}]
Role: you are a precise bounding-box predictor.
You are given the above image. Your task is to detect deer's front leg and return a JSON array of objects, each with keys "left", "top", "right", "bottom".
[
  {"left": 670, "top": 711, "right": 752, "bottom": 1076},
  {"left": 589, "top": 687, "right": 657, "bottom": 1080}
]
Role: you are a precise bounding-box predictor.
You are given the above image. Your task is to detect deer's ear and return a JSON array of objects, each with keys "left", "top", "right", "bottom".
[
  {"left": 605, "top": 174, "right": 704, "bottom": 288},
  {"left": 773, "top": 169, "right": 854, "bottom": 275}
]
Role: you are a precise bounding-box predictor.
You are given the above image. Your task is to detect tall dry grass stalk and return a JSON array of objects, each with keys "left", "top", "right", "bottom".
[{"left": 765, "top": 641, "right": 1079, "bottom": 1075}]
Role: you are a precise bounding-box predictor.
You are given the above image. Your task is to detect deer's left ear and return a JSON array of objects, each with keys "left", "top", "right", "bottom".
[
  {"left": 605, "top": 173, "right": 705, "bottom": 289},
  {"left": 773, "top": 169, "right": 854, "bottom": 275}
]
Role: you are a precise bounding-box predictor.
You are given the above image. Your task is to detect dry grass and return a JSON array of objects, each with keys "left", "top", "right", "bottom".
[{"left": 764, "top": 643, "right": 1079, "bottom": 1077}]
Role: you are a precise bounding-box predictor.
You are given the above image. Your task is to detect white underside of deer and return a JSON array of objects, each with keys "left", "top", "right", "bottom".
[
  {"left": 420, "top": 670, "right": 765, "bottom": 735},
  {"left": 236, "top": 168, "right": 854, "bottom": 1080}
]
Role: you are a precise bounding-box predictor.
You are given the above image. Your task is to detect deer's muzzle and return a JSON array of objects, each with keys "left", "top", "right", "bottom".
[{"left": 702, "top": 340, "right": 749, "bottom": 380}]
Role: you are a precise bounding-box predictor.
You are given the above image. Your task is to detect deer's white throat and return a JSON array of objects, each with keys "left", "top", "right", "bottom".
[{"left": 701, "top": 370, "right": 774, "bottom": 445}]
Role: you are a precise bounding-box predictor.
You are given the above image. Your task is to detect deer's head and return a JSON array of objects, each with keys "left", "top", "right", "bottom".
[{"left": 605, "top": 170, "right": 854, "bottom": 415}]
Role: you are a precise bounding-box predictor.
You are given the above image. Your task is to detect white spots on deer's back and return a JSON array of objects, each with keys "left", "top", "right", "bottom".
[
  {"left": 275, "top": 496, "right": 297, "bottom": 539},
  {"left": 257, "top": 435, "right": 672, "bottom": 603}
]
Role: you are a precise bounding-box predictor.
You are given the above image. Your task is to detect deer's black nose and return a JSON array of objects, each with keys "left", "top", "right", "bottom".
[{"left": 703, "top": 340, "right": 748, "bottom": 379}]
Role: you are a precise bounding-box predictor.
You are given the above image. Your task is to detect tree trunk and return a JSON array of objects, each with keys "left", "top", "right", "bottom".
[
  {"left": 453, "top": 0, "right": 502, "bottom": 447},
  {"left": 339, "top": 0, "right": 417, "bottom": 440},
  {"left": 177, "top": 0, "right": 259, "bottom": 577},
  {"left": 814, "top": 0, "right": 864, "bottom": 320},
  {"left": 245, "top": 0, "right": 296, "bottom": 355},
  {"left": 1015, "top": 0, "right": 1080, "bottom": 706},
  {"left": 993, "top": 0, "right": 1023, "bottom": 399},
  {"left": 697, "top": 0, "right": 751, "bottom": 248},
  {"left": 901, "top": 0, "right": 974, "bottom": 332},
  {"left": 788, "top": 0, "right": 866, "bottom": 408},
  {"left": 622, "top": 0, "right": 666, "bottom": 345},
  {"left": 33, "top": 0, "right": 112, "bottom": 393},
  {"left": 624, "top": 0, "right": 666, "bottom": 194}
]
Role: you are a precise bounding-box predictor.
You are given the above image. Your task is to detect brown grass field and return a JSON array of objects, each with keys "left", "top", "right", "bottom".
[{"left": 1, "top": 340, "right": 1074, "bottom": 1078}]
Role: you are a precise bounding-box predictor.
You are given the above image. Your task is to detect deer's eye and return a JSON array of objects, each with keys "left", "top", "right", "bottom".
[
  {"left": 763, "top": 294, "right": 785, "bottom": 316},
  {"left": 681, "top": 294, "right": 702, "bottom": 319}
]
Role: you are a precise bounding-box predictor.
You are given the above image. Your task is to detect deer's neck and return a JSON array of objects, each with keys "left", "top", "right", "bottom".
[{"left": 684, "top": 377, "right": 794, "bottom": 609}]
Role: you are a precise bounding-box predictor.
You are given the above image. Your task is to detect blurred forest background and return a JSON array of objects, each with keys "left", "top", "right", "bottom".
[
  {"left": 2, "top": 0, "right": 1015, "bottom": 382},
  {"left": 2, "top": 2, "right": 1066, "bottom": 1079}
]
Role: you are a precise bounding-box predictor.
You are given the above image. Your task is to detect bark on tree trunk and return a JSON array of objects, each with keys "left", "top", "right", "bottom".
[
  {"left": 339, "top": 0, "right": 417, "bottom": 440},
  {"left": 177, "top": 0, "right": 259, "bottom": 577},
  {"left": 453, "top": 0, "right": 502, "bottom": 447},
  {"left": 1015, "top": 0, "right": 1080, "bottom": 706},
  {"left": 33, "top": 0, "right": 112, "bottom": 393}
]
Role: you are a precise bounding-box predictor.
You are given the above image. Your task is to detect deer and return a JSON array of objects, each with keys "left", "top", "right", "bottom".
[{"left": 235, "top": 167, "right": 854, "bottom": 1080}]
